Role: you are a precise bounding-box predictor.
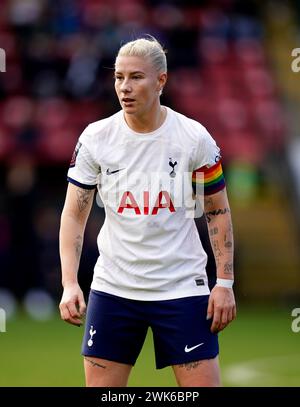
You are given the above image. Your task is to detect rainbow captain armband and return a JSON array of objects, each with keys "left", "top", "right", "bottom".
[{"left": 192, "top": 160, "right": 226, "bottom": 195}]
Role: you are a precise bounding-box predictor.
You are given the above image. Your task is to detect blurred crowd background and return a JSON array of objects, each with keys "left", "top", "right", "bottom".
[{"left": 0, "top": 0, "right": 300, "bottom": 319}]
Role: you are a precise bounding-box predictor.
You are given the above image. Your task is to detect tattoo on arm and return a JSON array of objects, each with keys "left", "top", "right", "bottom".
[
  {"left": 224, "top": 232, "right": 233, "bottom": 250},
  {"left": 204, "top": 197, "right": 214, "bottom": 208},
  {"left": 84, "top": 357, "right": 106, "bottom": 369},
  {"left": 177, "top": 361, "right": 202, "bottom": 371},
  {"left": 209, "top": 227, "right": 219, "bottom": 237},
  {"left": 205, "top": 200, "right": 233, "bottom": 272},
  {"left": 205, "top": 208, "right": 230, "bottom": 223},
  {"left": 76, "top": 188, "right": 93, "bottom": 212},
  {"left": 224, "top": 262, "right": 233, "bottom": 275},
  {"left": 212, "top": 239, "right": 223, "bottom": 267},
  {"left": 75, "top": 235, "right": 82, "bottom": 260}
]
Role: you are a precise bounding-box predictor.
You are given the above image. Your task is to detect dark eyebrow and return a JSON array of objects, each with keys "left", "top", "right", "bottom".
[{"left": 114, "top": 71, "right": 145, "bottom": 75}]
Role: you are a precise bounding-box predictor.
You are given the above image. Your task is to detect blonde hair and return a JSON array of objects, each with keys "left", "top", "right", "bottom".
[{"left": 116, "top": 36, "right": 167, "bottom": 74}]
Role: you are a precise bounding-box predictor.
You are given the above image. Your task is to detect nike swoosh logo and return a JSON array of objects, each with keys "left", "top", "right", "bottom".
[
  {"left": 106, "top": 168, "right": 125, "bottom": 175},
  {"left": 184, "top": 343, "right": 204, "bottom": 353}
]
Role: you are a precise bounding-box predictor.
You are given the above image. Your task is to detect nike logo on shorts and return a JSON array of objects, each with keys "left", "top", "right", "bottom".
[
  {"left": 184, "top": 343, "right": 204, "bottom": 352},
  {"left": 106, "top": 168, "right": 125, "bottom": 175}
]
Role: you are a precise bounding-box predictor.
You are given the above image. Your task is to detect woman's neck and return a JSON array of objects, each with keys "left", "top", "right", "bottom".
[{"left": 124, "top": 105, "right": 167, "bottom": 133}]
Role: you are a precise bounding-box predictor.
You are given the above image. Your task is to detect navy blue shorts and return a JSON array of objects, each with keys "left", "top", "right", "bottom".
[{"left": 81, "top": 290, "right": 219, "bottom": 369}]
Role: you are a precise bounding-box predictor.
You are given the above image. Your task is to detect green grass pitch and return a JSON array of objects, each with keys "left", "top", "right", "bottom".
[{"left": 0, "top": 305, "right": 299, "bottom": 387}]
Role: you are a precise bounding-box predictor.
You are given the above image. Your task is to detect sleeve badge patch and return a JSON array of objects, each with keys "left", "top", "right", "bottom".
[{"left": 69, "top": 141, "right": 82, "bottom": 168}]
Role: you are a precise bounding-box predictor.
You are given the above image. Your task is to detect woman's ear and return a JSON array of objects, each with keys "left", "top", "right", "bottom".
[{"left": 158, "top": 72, "right": 167, "bottom": 94}]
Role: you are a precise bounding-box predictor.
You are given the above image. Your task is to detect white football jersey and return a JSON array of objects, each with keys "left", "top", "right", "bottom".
[{"left": 67, "top": 107, "right": 221, "bottom": 300}]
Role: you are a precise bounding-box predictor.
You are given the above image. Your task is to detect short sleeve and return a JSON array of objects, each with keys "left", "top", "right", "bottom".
[
  {"left": 67, "top": 131, "right": 100, "bottom": 190},
  {"left": 193, "top": 127, "right": 221, "bottom": 170},
  {"left": 192, "top": 128, "right": 225, "bottom": 196}
]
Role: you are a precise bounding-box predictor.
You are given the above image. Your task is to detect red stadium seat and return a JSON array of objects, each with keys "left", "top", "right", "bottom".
[
  {"left": 221, "top": 130, "right": 264, "bottom": 164},
  {"left": 35, "top": 98, "right": 70, "bottom": 130},
  {"left": 0, "top": 125, "right": 15, "bottom": 160},
  {"left": 36, "top": 126, "right": 79, "bottom": 164},
  {"left": 217, "top": 98, "right": 249, "bottom": 132},
  {"left": 1, "top": 97, "right": 34, "bottom": 130}
]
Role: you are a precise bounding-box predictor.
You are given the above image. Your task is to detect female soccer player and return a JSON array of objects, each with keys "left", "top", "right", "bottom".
[{"left": 59, "top": 36, "right": 236, "bottom": 387}]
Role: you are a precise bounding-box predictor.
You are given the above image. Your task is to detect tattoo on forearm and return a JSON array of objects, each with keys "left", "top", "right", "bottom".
[
  {"left": 209, "top": 227, "right": 219, "bottom": 236},
  {"left": 178, "top": 361, "right": 202, "bottom": 371},
  {"left": 224, "top": 262, "right": 233, "bottom": 275},
  {"left": 204, "top": 197, "right": 213, "bottom": 208},
  {"left": 205, "top": 208, "right": 230, "bottom": 223},
  {"left": 212, "top": 239, "right": 223, "bottom": 268},
  {"left": 224, "top": 232, "right": 233, "bottom": 250},
  {"left": 84, "top": 357, "right": 106, "bottom": 369},
  {"left": 212, "top": 240, "right": 223, "bottom": 257},
  {"left": 76, "top": 188, "right": 93, "bottom": 212},
  {"left": 75, "top": 235, "right": 82, "bottom": 260}
]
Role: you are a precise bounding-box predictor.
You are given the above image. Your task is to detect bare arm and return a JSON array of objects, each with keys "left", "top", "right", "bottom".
[
  {"left": 203, "top": 188, "right": 236, "bottom": 333},
  {"left": 59, "top": 183, "right": 95, "bottom": 326}
]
